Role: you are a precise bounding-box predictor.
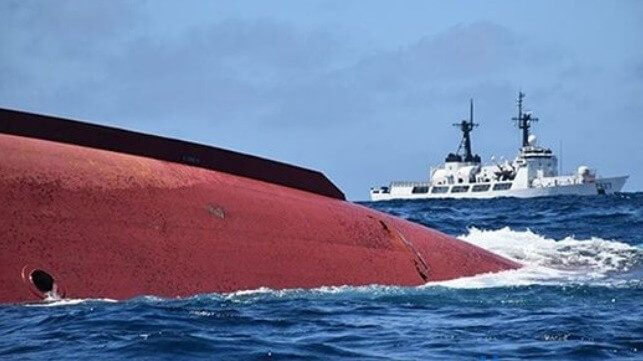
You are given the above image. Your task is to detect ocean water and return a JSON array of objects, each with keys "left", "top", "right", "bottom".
[{"left": 2, "top": 194, "right": 642, "bottom": 360}]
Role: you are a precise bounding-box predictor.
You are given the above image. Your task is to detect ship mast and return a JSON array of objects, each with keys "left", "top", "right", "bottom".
[
  {"left": 512, "top": 92, "right": 538, "bottom": 147},
  {"left": 453, "top": 99, "right": 478, "bottom": 162}
]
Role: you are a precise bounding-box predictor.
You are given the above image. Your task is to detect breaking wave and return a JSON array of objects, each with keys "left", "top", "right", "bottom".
[{"left": 428, "top": 227, "right": 643, "bottom": 289}]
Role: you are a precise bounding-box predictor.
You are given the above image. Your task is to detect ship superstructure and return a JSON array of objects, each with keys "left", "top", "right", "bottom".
[{"left": 370, "top": 93, "right": 628, "bottom": 201}]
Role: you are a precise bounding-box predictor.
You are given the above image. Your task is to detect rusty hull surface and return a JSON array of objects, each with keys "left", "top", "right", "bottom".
[{"left": 0, "top": 110, "right": 520, "bottom": 304}]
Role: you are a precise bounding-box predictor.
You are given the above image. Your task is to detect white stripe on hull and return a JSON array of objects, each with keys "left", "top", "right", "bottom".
[{"left": 370, "top": 176, "right": 628, "bottom": 201}]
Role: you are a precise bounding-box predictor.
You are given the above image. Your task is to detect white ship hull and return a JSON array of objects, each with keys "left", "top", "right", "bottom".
[{"left": 370, "top": 176, "right": 628, "bottom": 201}]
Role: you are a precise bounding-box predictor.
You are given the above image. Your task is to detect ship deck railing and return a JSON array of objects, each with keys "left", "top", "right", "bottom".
[{"left": 389, "top": 181, "right": 432, "bottom": 188}]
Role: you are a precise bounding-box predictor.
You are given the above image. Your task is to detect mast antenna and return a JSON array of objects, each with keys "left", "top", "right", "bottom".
[
  {"left": 470, "top": 97, "right": 474, "bottom": 126},
  {"left": 453, "top": 98, "right": 479, "bottom": 162},
  {"left": 559, "top": 140, "right": 563, "bottom": 174},
  {"left": 512, "top": 92, "right": 538, "bottom": 147}
]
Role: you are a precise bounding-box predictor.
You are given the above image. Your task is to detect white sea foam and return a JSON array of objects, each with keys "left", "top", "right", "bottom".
[
  {"left": 27, "top": 298, "right": 117, "bottom": 307},
  {"left": 425, "top": 227, "right": 642, "bottom": 289},
  {"left": 221, "top": 284, "right": 399, "bottom": 302}
]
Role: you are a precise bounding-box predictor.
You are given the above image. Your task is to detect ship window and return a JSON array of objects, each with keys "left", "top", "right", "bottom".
[
  {"left": 492, "top": 183, "right": 512, "bottom": 191},
  {"left": 411, "top": 186, "right": 429, "bottom": 194},
  {"left": 472, "top": 184, "right": 491, "bottom": 192},
  {"left": 431, "top": 186, "right": 449, "bottom": 194},
  {"left": 451, "top": 185, "right": 470, "bottom": 193}
]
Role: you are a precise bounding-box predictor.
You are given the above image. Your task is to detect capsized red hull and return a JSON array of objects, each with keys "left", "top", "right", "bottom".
[{"left": 0, "top": 111, "right": 519, "bottom": 304}]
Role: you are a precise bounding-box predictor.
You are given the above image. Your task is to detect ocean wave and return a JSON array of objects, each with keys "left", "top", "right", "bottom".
[
  {"left": 460, "top": 227, "right": 641, "bottom": 272},
  {"left": 425, "top": 227, "right": 643, "bottom": 289}
]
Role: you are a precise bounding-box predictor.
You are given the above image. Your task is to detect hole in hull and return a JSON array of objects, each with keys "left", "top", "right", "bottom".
[{"left": 30, "top": 269, "right": 55, "bottom": 293}]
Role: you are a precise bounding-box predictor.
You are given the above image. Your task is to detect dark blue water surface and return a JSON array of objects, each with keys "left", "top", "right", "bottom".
[{"left": 2, "top": 193, "right": 642, "bottom": 360}]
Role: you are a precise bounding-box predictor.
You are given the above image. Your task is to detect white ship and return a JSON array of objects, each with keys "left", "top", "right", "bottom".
[{"left": 370, "top": 92, "right": 628, "bottom": 201}]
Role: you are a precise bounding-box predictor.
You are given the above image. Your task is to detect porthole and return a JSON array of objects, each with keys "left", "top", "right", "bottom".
[
  {"left": 22, "top": 266, "right": 65, "bottom": 300},
  {"left": 30, "top": 269, "right": 55, "bottom": 293}
]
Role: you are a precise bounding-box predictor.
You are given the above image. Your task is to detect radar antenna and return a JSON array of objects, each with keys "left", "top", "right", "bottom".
[
  {"left": 453, "top": 99, "right": 479, "bottom": 162},
  {"left": 512, "top": 92, "right": 539, "bottom": 147}
]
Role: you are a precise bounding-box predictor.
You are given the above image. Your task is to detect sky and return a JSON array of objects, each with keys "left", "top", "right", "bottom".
[{"left": 1, "top": 0, "right": 642, "bottom": 200}]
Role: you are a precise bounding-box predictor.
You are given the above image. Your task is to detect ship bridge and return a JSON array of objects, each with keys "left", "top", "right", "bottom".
[{"left": 519, "top": 135, "right": 554, "bottom": 159}]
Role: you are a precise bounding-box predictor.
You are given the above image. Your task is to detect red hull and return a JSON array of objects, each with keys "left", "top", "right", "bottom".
[{"left": 0, "top": 110, "right": 519, "bottom": 304}]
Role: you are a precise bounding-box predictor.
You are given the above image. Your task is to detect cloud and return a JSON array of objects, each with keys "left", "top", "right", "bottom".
[
  {"left": 1, "top": 2, "right": 552, "bottom": 133},
  {"left": 635, "top": 61, "right": 643, "bottom": 80},
  {"left": 252, "top": 22, "right": 546, "bottom": 130},
  {"left": 261, "top": 21, "right": 562, "bottom": 131},
  {"left": 355, "top": 22, "right": 521, "bottom": 84},
  {"left": 102, "top": 19, "right": 342, "bottom": 123},
  {"left": 0, "top": 0, "right": 142, "bottom": 59},
  {"left": 0, "top": 0, "right": 145, "bottom": 119},
  {"left": 1, "top": 5, "right": 345, "bottom": 127}
]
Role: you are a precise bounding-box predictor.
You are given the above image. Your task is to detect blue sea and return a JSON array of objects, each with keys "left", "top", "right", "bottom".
[{"left": 2, "top": 194, "right": 642, "bottom": 360}]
